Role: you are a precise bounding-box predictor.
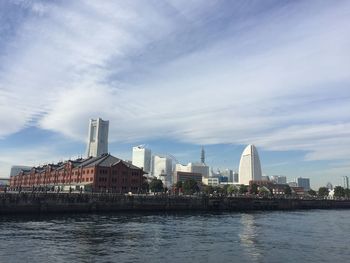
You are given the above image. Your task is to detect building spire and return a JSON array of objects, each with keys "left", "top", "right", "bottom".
[{"left": 201, "top": 146, "right": 205, "bottom": 164}]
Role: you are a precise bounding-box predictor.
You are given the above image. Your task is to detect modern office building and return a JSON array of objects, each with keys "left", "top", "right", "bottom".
[
  {"left": 270, "top": 175, "right": 287, "bottom": 184},
  {"left": 86, "top": 118, "right": 109, "bottom": 157},
  {"left": 153, "top": 155, "right": 172, "bottom": 187},
  {"left": 221, "top": 169, "right": 234, "bottom": 182},
  {"left": 297, "top": 177, "right": 310, "bottom": 191},
  {"left": 174, "top": 162, "right": 209, "bottom": 178},
  {"left": 132, "top": 145, "right": 151, "bottom": 174},
  {"left": 173, "top": 171, "right": 202, "bottom": 184},
  {"left": 233, "top": 171, "right": 239, "bottom": 183},
  {"left": 238, "top": 144, "right": 262, "bottom": 185}
]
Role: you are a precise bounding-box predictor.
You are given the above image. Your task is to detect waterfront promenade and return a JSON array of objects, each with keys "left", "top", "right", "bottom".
[{"left": 1, "top": 192, "right": 350, "bottom": 215}]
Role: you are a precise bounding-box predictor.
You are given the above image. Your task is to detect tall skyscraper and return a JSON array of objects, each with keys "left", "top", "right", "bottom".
[
  {"left": 238, "top": 144, "right": 262, "bottom": 185},
  {"left": 132, "top": 145, "right": 151, "bottom": 174},
  {"left": 86, "top": 118, "right": 109, "bottom": 157},
  {"left": 152, "top": 155, "right": 172, "bottom": 187},
  {"left": 201, "top": 146, "right": 205, "bottom": 164}
]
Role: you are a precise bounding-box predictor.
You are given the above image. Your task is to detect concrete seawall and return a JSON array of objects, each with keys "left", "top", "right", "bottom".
[{"left": 1, "top": 193, "right": 350, "bottom": 215}]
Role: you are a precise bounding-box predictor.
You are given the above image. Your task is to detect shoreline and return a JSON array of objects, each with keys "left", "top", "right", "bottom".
[{"left": 1, "top": 193, "right": 350, "bottom": 215}]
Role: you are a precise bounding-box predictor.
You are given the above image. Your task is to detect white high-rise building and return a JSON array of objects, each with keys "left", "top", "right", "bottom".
[
  {"left": 174, "top": 163, "right": 209, "bottom": 177},
  {"left": 86, "top": 118, "right": 109, "bottom": 157},
  {"left": 132, "top": 145, "right": 151, "bottom": 174},
  {"left": 153, "top": 155, "right": 172, "bottom": 187},
  {"left": 238, "top": 144, "right": 262, "bottom": 185}
]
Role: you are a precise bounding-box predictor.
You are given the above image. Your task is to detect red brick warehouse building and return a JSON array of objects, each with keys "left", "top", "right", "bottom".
[{"left": 9, "top": 154, "right": 146, "bottom": 193}]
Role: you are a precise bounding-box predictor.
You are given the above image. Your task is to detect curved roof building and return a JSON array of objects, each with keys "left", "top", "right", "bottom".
[{"left": 238, "top": 144, "right": 262, "bottom": 185}]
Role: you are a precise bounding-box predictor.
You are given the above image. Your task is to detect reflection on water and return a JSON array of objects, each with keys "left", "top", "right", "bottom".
[
  {"left": 239, "top": 214, "right": 263, "bottom": 262},
  {"left": 1, "top": 211, "right": 350, "bottom": 263}
]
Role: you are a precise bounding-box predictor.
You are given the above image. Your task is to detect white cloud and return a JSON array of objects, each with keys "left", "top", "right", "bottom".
[{"left": 1, "top": 0, "right": 350, "bottom": 164}]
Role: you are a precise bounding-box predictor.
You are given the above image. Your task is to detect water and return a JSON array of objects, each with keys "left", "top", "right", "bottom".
[{"left": 0, "top": 210, "right": 349, "bottom": 263}]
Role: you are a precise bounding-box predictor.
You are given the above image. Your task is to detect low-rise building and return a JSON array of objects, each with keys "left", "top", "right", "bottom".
[
  {"left": 9, "top": 154, "right": 145, "bottom": 193},
  {"left": 249, "top": 180, "right": 289, "bottom": 195},
  {"left": 174, "top": 171, "right": 202, "bottom": 185},
  {"left": 291, "top": 187, "right": 305, "bottom": 196},
  {"left": 202, "top": 177, "right": 220, "bottom": 187}
]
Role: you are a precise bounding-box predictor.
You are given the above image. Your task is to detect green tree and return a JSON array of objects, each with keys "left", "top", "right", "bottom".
[
  {"left": 318, "top": 187, "right": 329, "bottom": 197},
  {"left": 259, "top": 186, "right": 270, "bottom": 197},
  {"left": 284, "top": 185, "right": 292, "bottom": 196},
  {"left": 222, "top": 185, "right": 229, "bottom": 195},
  {"left": 227, "top": 185, "right": 239, "bottom": 195},
  {"left": 249, "top": 183, "right": 259, "bottom": 195},
  {"left": 308, "top": 189, "right": 317, "bottom": 196},
  {"left": 175, "top": 181, "right": 183, "bottom": 189},
  {"left": 182, "top": 179, "right": 199, "bottom": 195},
  {"left": 141, "top": 180, "right": 149, "bottom": 193},
  {"left": 203, "top": 185, "right": 214, "bottom": 195},
  {"left": 214, "top": 186, "right": 223, "bottom": 194},
  {"left": 239, "top": 185, "right": 248, "bottom": 195},
  {"left": 149, "top": 179, "right": 164, "bottom": 193},
  {"left": 334, "top": 186, "right": 345, "bottom": 198}
]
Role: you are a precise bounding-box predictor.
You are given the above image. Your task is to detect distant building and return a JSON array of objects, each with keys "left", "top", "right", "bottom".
[
  {"left": 297, "top": 177, "right": 310, "bottom": 191},
  {"left": 288, "top": 182, "right": 298, "bottom": 187},
  {"left": 153, "top": 155, "right": 172, "bottom": 187},
  {"left": 233, "top": 171, "right": 239, "bottom": 183},
  {"left": 132, "top": 145, "right": 151, "bottom": 174},
  {"left": 270, "top": 175, "right": 287, "bottom": 184},
  {"left": 219, "top": 176, "right": 229, "bottom": 183},
  {"left": 238, "top": 144, "right": 262, "bottom": 185},
  {"left": 86, "top": 118, "right": 109, "bottom": 157},
  {"left": 291, "top": 187, "right": 305, "bottom": 196},
  {"left": 221, "top": 169, "right": 234, "bottom": 182},
  {"left": 9, "top": 154, "right": 145, "bottom": 193},
  {"left": 10, "top": 165, "right": 32, "bottom": 177},
  {"left": 249, "top": 180, "right": 288, "bottom": 195},
  {"left": 202, "top": 177, "right": 220, "bottom": 187},
  {"left": 174, "top": 171, "right": 202, "bottom": 185},
  {"left": 175, "top": 162, "right": 209, "bottom": 178},
  {"left": 0, "top": 178, "right": 10, "bottom": 187},
  {"left": 261, "top": 176, "right": 270, "bottom": 181},
  {"left": 343, "top": 176, "right": 349, "bottom": 189}
]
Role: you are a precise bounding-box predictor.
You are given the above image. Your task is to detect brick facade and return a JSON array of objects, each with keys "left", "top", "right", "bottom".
[{"left": 9, "top": 154, "right": 145, "bottom": 193}]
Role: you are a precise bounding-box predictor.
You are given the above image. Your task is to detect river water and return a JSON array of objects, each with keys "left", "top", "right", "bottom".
[{"left": 0, "top": 210, "right": 349, "bottom": 263}]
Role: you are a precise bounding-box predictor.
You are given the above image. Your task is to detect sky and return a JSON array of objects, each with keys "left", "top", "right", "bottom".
[{"left": 0, "top": 0, "right": 350, "bottom": 188}]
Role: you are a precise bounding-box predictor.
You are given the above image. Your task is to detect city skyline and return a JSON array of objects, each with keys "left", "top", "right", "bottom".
[{"left": 1, "top": 1, "right": 350, "bottom": 188}]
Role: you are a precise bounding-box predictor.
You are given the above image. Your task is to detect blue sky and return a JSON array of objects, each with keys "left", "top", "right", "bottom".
[{"left": 1, "top": 0, "right": 350, "bottom": 188}]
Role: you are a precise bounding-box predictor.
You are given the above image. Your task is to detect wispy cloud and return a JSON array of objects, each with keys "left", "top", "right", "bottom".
[{"left": 1, "top": 0, "right": 350, "bottom": 166}]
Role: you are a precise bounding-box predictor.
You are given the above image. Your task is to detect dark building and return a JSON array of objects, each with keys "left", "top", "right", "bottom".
[
  {"left": 9, "top": 154, "right": 145, "bottom": 193},
  {"left": 174, "top": 171, "right": 202, "bottom": 184}
]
